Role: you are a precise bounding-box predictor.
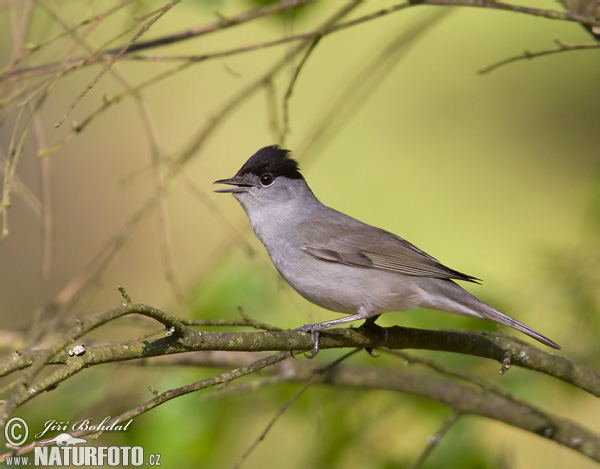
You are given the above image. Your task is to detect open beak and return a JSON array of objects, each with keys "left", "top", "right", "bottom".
[{"left": 213, "top": 177, "right": 253, "bottom": 193}]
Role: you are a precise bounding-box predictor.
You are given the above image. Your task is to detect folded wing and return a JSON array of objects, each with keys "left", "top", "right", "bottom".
[{"left": 299, "top": 220, "right": 479, "bottom": 283}]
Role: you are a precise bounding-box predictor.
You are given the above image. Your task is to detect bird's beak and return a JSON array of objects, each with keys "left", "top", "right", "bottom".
[{"left": 213, "top": 177, "right": 253, "bottom": 193}]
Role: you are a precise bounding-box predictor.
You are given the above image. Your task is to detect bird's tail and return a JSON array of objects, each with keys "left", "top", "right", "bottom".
[{"left": 418, "top": 278, "right": 561, "bottom": 349}]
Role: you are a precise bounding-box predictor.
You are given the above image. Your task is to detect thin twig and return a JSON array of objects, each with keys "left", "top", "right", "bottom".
[
  {"left": 264, "top": 78, "right": 282, "bottom": 142},
  {"left": 280, "top": 37, "right": 322, "bottom": 145},
  {"left": 0, "top": 351, "right": 292, "bottom": 463},
  {"left": 233, "top": 349, "right": 361, "bottom": 468},
  {"left": 383, "top": 349, "right": 557, "bottom": 423},
  {"left": 1, "top": 0, "right": 315, "bottom": 81},
  {"left": 296, "top": 8, "right": 451, "bottom": 160},
  {"left": 0, "top": 149, "right": 42, "bottom": 217},
  {"left": 179, "top": 169, "right": 257, "bottom": 256},
  {"left": 1, "top": 81, "right": 53, "bottom": 238},
  {"left": 0, "top": 301, "right": 193, "bottom": 426},
  {"left": 2, "top": 0, "right": 139, "bottom": 241},
  {"left": 55, "top": 0, "right": 180, "bottom": 127},
  {"left": 408, "top": 412, "right": 462, "bottom": 469},
  {"left": 32, "top": 116, "right": 54, "bottom": 279},
  {"left": 1, "top": 0, "right": 134, "bottom": 74},
  {"left": 479, "top": 39, "right": 600, "bottom": 74},
  {"left": 135, "top": 95, "right": 187, "bottom": 307},
  {"left": 24, "top": 1, "right": 186, "bottom": 327},
  {"left": 1, "top": 0, "right": 34, "bottom": 77},
  {"left": 6, "top": 0, "right": 599, "bottom": 82}
]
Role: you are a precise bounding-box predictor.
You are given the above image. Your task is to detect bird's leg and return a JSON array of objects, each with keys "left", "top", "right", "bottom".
[
  {"left": 358, "top": 314, "right": 388, "bottom": 357},
  {"left": 359, "top": 314, "right": 389, "bottom": 343},
  {"left": 304, "top": 331, "right": 320, "bottom": 359},
  {"left": 295, "top": 308, "right": 374, "bottom": 359}
]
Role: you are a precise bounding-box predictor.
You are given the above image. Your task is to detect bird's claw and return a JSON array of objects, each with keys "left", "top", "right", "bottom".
[
  {"left": 359, "top": 316, "right": 389, "bottom": 348},
  {"left": 365, "top": 347, "right": 380, "bottom": 357},
  {"left": 294, "top": 325, "right": 321, "bottom": 359},
  {"left": 294, "top": 324, "right": 314, "bottom": 333}
]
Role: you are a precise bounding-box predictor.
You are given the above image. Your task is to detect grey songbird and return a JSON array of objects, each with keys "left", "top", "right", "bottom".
[{"left": 215, "top": 145, "right": 560, "bottom": 357}]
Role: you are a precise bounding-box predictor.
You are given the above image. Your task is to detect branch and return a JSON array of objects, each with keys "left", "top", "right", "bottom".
[
  {"left": 54, "top": 0, "right": 180, "bottom": 127},
  {"left": 0, "top": 0, "right": 315, "bottom": 80},
  {"left": 479, "top": 39, "right": 600, "bottom": 74},
  {"left": 3, "top": 347, "right": 598, "bottom": 463},
  {"left": 408, "top": 412, "right": 462, "bottom": 468},
  {"left": 0, "top": 350, "right": 293, "bottom": 463},
  {"left": 4, "top": 0, "right": 599, "bottom": 81},
  {"left": 1, "top": 304, "right": 597, "bottom": 396},
  {"left": 0, "top": 299, "right": 597, "bottom": 462},
  {"left": 157, "top": 352, "right": 599, "bottom": 462},
  {"left": 0, "top": 302, "right": 194, "bottom": 426},
  {"left": 233, "top": 349, "right": 361, "bottom": 468},
  {"left": 295, "top": 362, "right": 600, "bottom": 461},
  {"left": 410, "top": 0, "right": 600, "bottom": 25}
]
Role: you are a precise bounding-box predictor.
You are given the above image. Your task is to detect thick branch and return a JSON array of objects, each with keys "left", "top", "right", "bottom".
[
  {"left": 2, "top": 351, "right": 597, "bottom": 463},
  {"left": 147, "top": 353, "right": 599, "bottom": 461},
  {"left": 294, "top": 363, "right": 600, "bottom": 461},
  {"left": 0, "top": 305, "right": 596, "bottom": 396},
  {"left": 0, "top": 302, "right": 597, "bottom": 462}
]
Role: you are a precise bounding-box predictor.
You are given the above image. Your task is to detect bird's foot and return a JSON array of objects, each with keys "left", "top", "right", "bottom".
[
  {"left": 359, "top": 316, "right": 389, "bottom": 342},
  {"left": 294, "top": 324, "right": 321, "bottom": 359},
  {"left": 358, "top": 315, "right": 388, "bottom": 356}
]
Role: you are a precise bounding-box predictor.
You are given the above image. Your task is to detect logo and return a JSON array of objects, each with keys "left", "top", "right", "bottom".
[
  {"left": 36, "top": 433, "right": 88, "bottom": 446},
  {"left": 4, "top": 418, "right": 28, "bottom": 447},
  {"left": 34, "top": 417, "right": 132, "bottom": 439},
  {"left": 3, "top": 417, "right": 162, "bottom": 466}
]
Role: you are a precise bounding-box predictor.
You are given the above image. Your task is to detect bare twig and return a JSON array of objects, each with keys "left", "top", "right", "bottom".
[
  {"left": 408, "top": 412, "right": 462, "bottom": 469},
  {"left": 54, "top": 0, "right": 180, "bottom": 127},
  {"left": 1, "top": 0, "right": 315, "bottom": 81},
  {"left": 384, "top": 349, "right": 561, "bottom": 429},
  {"left": 479, "top": 39, "right": 600, "bottom": 74},
  {"left": 233, "top": 349, "right": 361, "bottom": 468},
  {"left": 0, "top": 350, "right": 292, "bottom": 463},
  {"left": 279, "top": 37, "right": 321, "bottom": 145},
  {"left": 1, "top": 82, "right": 53, "bottom": 238},
  {"left": 0, "top": 149, "right": 41, "bottom": 217},
  {"left": 5, "top": 0, "right": 599, "bottom": 83},
  {"left": 32, "top": 116, "right": 54, "bottom": 279},
  {"left": 296, "top": 8, "right": 451, "bottom": 160},
  {"left": 0, "top": 301, "right": 194, "bottom": 426},
  {"left": 1, "top": 0, "right": 134, "bottom": 74},
  {"left": 135, "top": 93, "right": 187, "bottom": 307}
]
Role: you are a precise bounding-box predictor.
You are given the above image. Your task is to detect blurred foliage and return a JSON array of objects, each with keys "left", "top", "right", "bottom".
[{"left": 188, "top": 253, "right": 280, "bottom": 320}]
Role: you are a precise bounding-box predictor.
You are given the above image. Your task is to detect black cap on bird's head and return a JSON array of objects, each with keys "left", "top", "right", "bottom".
[
  {"left": 214, "top": 145, "right": 303, "bottom": 193},
  {"left": 237, "top": 145, "right": 302, "bottom": 180}
]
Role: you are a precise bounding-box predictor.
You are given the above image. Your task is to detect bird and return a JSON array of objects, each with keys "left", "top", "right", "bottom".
[{"left": 214, "top": 145, "right": 560, "bottom": 357}]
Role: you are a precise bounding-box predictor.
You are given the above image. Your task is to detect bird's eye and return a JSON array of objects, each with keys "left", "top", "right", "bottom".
[{"left": 260, "top": 173, "right": 274, "bottom": 187}]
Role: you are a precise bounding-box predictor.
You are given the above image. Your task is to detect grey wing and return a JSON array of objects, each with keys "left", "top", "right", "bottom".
[{"left": 298, "top": 220, "right": 479, "bottom": 283}]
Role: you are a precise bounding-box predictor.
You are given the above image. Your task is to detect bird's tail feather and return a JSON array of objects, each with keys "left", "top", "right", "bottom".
[{"left": 419, "top": 279, "right": 561, "bottom": 350}]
